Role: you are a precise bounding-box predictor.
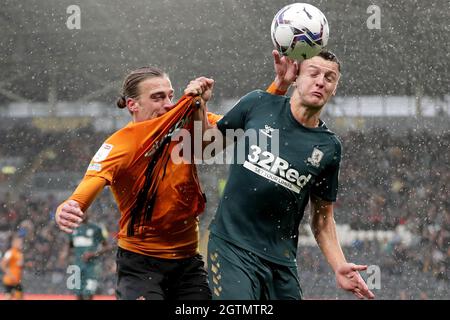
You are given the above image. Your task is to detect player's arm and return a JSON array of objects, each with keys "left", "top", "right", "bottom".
[
  {"left": 184, "top": 62, "right": 293, "bottom": 158},
  {"left": 187, "top": 59, "right": 295, "bottom": 159},
  {"left": 201, "top": 89, "right": 265, "bottom": 160},
  {"left": 310, "top": 194, "right": 375, "bottom": 299},
  {"left": 184, "top": 76, "right": 215, "bottom": 130},
  {"left": 55, "top": 176, "right": 107, "bottom": 234},
  {"left": 266, "top": 50, "right": 298, "bottom": 95},
  {"left": 184, "top": 76, "right": 229, "bottom": 155}
]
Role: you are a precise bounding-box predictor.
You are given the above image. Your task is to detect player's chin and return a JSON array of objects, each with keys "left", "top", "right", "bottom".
[{"left": 305, "top": 100, "right": 324, "bottom": 109}]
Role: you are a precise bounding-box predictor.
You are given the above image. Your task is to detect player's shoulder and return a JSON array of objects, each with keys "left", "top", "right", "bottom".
[
  {"left": 237, "top": 90, "right": 286, "bottom": 110},
  {"left": 331, "top": 134, "right": 342, "bottom": 156},
  {"left": 91, "top": 123, "right": 136, "bottom": 161},
  {"left": 320, "top": 122, "right": 342, "bottom": 153},
  {"left": 105, "top": 123, "right": 133, "bottom": 143},
  {"left": 250, "top": 89, "right": 287, "bottom": 100},
  {"left": 326, "top": 128, "right": 341, "bottom": 146},
  {"left": 235, "top": 89, "right": 262, "bottom": 104}
]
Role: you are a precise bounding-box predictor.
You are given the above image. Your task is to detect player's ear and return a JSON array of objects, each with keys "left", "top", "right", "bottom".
[
  {"left": 332, "top": 77, "right": 340, "bottom": 96},
  {"left": 127, "top": 98, "right": 138, "bottom": 112}
]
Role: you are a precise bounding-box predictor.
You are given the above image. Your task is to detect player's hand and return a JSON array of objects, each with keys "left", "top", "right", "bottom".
[
  {"left": 55, "top": 200, "right": 84, "bottom": 234},
  {"left": 272, "top": 49, "right": 298, "bottom": 91},
  {"left": 335, "top": 263, "right": 375, "bottom": 299},
  {"left": 184, "top": 77, "right": 214, "bottom": 102}
]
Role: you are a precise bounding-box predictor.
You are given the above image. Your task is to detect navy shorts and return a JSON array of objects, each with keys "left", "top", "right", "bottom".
[
  {"left": 207, "top": 234, "right": 302, "bottom": 300},
  {"left": 116, "top": 247, "right": 211, "bottom": 300}
]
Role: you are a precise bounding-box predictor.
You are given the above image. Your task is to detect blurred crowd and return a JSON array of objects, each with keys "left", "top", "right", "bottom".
[
  {"left": 0, "top": 124, "right": 448, "bottom": 298},
  {"left": 338, "top": 128, "right": 449, "bottom": 231},
  {"left": 0, "top": 191, "right": 119, "bottom": 295}
]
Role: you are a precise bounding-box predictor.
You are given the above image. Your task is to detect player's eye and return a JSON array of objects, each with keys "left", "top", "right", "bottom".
[{"left": 152, "top": 94, "right": 165, "bottom": 100}]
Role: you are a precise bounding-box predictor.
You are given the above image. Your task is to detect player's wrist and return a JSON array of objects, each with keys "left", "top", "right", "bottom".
[
  {"left": 273, "top": 78, "right": 290, "bottom": 93},
  {"left": 268, "top": 80, "right": 288, "bottom": 95},
  {"left": 333, "top": 261, "right": 349, "bottom": 273}
]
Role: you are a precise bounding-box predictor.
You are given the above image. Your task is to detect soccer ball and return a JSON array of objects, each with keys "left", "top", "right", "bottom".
[{"left": 271, "top": 3, "right": 329, "bottom": 61}]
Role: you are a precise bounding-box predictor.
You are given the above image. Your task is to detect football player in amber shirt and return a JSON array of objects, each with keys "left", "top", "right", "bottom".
[
  {"left": 55, "top": 53, "right": 297, "bottom": 300},
  {"left": 1, "top": 236, "right": 24, "bottom": 300}
]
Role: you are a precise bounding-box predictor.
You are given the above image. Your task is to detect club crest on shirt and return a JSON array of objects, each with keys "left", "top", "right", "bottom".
[{"left": 307, "top": 148, "right": 324, "bottom": 168}]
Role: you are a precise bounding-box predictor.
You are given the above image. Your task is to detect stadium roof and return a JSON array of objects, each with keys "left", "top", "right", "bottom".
[{"left": 0, "top": 0, "right": 449, "bottom": 106}]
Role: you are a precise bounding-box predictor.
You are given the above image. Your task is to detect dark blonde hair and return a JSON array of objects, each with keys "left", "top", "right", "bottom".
[
  {"left": 116, "top": 66, "right": 167, "bottom": 109},
  {"left": 318, "top": 49, "right": 341, "bottom": 72}
]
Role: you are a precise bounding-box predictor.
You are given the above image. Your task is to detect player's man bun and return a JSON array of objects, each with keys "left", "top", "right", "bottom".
[{"left": 116, "top": 96, "right": 127, "bottom": 109}]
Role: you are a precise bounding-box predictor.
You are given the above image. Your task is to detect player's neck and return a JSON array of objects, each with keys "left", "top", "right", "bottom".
[{"left": 290, "top": 102, "right": 321, "bottom": 128}]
